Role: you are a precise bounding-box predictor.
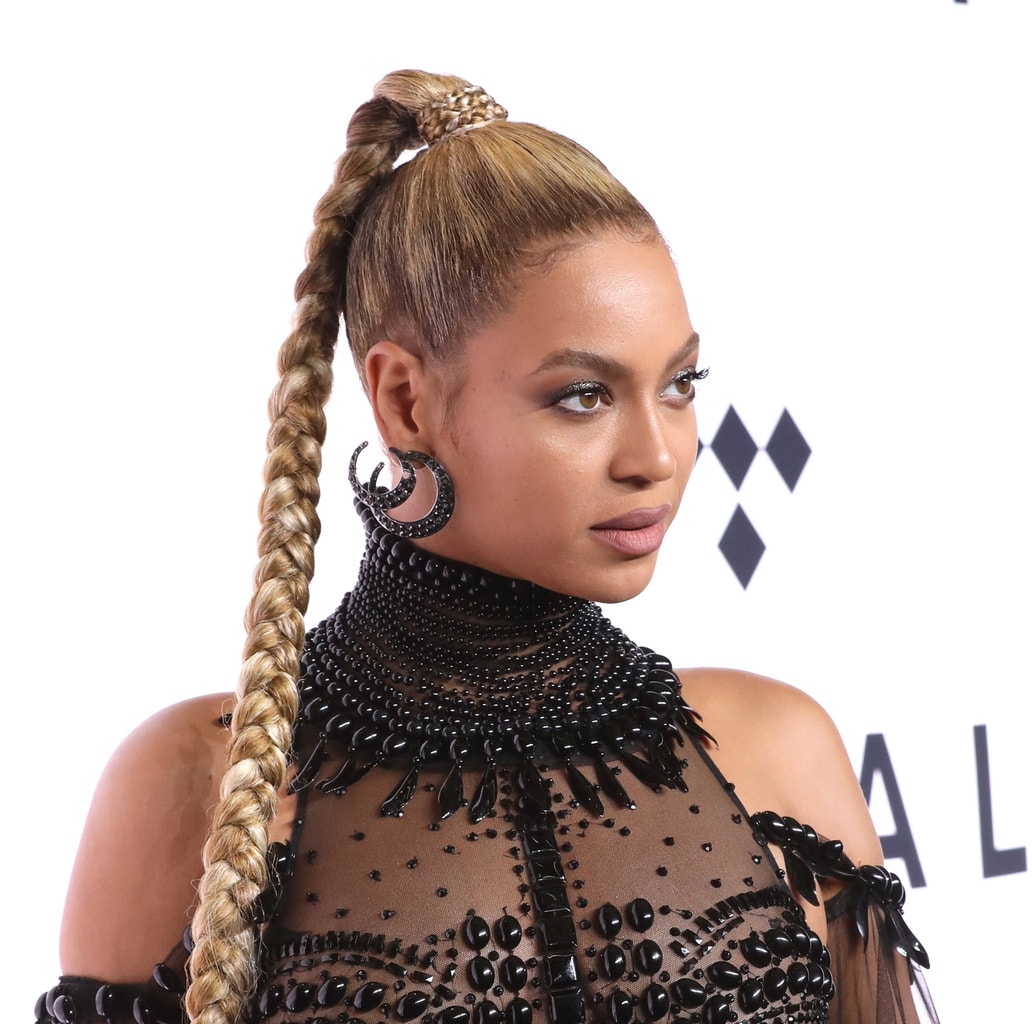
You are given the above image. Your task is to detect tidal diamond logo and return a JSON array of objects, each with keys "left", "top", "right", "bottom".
[{"left": 701, "top": 408, "right": 811, "bottom": 587}]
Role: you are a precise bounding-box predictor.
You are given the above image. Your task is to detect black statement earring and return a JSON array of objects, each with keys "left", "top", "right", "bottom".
[{"left": 349, "top": 441, "right": 455, "bottom": 538}]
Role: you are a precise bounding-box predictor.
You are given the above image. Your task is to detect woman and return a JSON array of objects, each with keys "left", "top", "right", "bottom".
[{"left": 43, "top": 71, "right": 929, "bottom": 1024}]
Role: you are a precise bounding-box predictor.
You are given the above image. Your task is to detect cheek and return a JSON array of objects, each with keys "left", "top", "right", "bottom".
[
  {"left": 452, "top": 422, "right": 598, "bottom": 525},
  {"left": 673, "top": 408, "right": 700, "bottom": 477}
]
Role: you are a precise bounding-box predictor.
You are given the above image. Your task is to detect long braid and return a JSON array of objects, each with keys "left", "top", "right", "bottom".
[
  {"left": 184, "top": 66, "right": 654, "bottom": 1022},
  {"left": 184, "top": 79, "right": 433, "bottom": 1024}
]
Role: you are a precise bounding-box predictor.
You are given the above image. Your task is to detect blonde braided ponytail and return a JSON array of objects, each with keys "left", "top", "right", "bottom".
[
  {"left": 185, "top": 68, "right": 654, "bottom": 1022},
  {"left": 184, "top": 72, "right": 455, "bottom": 1024}
]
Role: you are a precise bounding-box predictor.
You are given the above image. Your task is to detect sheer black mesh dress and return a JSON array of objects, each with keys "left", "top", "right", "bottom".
[{"left": 36, "top": 505, "right": 931, "bottom": 1024}]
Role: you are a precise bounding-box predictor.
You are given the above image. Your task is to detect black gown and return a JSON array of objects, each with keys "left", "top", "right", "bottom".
[{"left": 36, "top": 507, "right": 931, "bottom": 1024}]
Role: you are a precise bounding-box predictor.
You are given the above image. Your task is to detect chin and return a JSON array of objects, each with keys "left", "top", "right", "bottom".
[{"left": 552, "top": 558, "right": 658, "bottom": 605}]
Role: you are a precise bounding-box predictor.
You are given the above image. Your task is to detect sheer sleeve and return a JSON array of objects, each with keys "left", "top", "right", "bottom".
[
  {"left": 751, "top": 811, "right": 936, "bottom": 1024},
  {"left": 825, "top": 885, "right": 937, "bottom": 1024}
]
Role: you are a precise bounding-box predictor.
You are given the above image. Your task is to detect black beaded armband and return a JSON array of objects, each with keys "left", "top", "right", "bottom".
[
  {"left": 750, "top": 810, "right": 929, "bottom": 969},
  {"left": 35, "top": 964, "right": 184, "bottom": 1024}
]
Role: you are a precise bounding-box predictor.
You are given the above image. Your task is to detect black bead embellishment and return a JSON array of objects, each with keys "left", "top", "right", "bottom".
[
  {"left": 597, "top": 903, "right": 623, "bottom": 939},
  {"left": 398, "top": 990, "right": 431, "bottom": 1020},
  {"left": 751, "top": 810, "right": 930, "bottom": 968},
  {"left": 495, "top": 914, "right": 523, "bottom": 950},
  {"left": 30, "top": 498, "right": 931, "bottom": 1024},
  {"left": 600, "top": 944, "right": 626, "bottom": 980},
  {"left": 506, "top": 997, "right": 534, "bottom": 1024},
  {"left": 349, "top": 443, "right": 455, "bottom": 539},
  {"left": 626, "top": 898, "right": 655, "bottom": 932},
  {"left": 353, "top": 980, "right": 388, "bottom": 1011},
  {"left": 288, "top": 501, "right": 711, "bottom": 824},
  {"left": 518, "top": 810, "right": 584, "bottom": 1024}
]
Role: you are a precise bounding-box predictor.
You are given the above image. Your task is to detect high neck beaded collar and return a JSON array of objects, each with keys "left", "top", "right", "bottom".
[{"left": 289, "top": 502, "right": 712, "bottom": 821}]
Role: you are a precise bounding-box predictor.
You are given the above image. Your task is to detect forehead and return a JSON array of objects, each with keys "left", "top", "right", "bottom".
[{"left": 465, "top": 235, "right": 692, "bottom": 376}]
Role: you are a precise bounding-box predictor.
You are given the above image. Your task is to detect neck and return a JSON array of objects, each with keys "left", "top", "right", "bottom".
[
  {"left": 344, "top": 501, "right": 613, "bottom": 707},
  {"left": 288, "top": 502, "right": 710, "bottom": 816}
]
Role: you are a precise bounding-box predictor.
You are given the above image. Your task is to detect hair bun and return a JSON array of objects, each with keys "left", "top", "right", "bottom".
[{"left": 416, "top": 84, "right": 508, "bottom": 146}]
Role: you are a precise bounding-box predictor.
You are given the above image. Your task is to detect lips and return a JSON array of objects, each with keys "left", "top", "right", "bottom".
[{"left": 589, "top": 505, "right": 671, "bottom": 557}]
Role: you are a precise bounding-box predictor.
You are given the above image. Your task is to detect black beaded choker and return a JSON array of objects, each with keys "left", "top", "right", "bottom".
[{"left": 289, "top": 502, "right": 712, "bottom": 821}]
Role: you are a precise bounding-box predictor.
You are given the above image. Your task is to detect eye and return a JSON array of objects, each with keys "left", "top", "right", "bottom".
[
  {"left": 663, "top": 367, "right": 709, "bottom": 400},
  {"left": 553, "top": 382, "right": 610, "bottom": 414},
  {"left": 568, "top": 391, "right": 602, "bottom": 411}
]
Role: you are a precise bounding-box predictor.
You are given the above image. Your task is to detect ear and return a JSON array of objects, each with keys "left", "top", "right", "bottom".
[{"left": 365, "top": 341, "right": 436, "bottom": 449}]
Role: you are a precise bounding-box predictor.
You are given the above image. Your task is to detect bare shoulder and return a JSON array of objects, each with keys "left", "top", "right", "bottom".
[
  {"left": 60, "top": 692, "right": 234, "bottom": 982},
  {"left": 678, "top": 667, "right": 884, "bottom": 871},
  {"left": 679, "top": 667, "right": 839, "bottom": 756}
]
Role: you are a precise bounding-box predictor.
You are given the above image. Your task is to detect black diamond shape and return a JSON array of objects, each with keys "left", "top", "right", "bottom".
[
  {"left": 766, "top": 410, "right": 810, "bottom": 491},
  {"left": 719, "top": 506, "right": 765, "bottom": 588},
  {"left": 710, "top": 406, "right": 757, "bottom": 490}
]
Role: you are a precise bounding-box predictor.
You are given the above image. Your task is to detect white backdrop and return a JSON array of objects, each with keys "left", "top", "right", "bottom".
[{"left": 4, "top": 3, "right": 1028, "bottom": 1022}]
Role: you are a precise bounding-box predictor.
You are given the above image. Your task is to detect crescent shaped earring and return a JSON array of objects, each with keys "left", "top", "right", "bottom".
[{"left": 349, "top": 441, "right": 455, "bottom": 539}]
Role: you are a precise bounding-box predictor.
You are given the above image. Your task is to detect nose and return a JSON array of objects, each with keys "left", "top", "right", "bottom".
[{"left": 609, "top": 403, "right": 685, "bottom": 486}]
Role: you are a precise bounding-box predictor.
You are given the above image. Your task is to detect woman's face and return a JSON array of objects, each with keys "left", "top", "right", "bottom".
[{"left": 416, "top": 232, "right": 701, "bottom": 603}]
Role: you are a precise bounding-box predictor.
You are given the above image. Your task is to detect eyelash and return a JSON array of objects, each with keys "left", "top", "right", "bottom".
[{"left": 552, "top": 367, "right": 709, "bottom": 414}]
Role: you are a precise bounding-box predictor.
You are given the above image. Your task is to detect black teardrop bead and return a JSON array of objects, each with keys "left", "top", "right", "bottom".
[
  {"left": 740, "top": 935, "right": 771, "bottom": 968},
  {"left": 785, "top": 961, "right": 808, "bottom": 994},
  {"left": 788, "top": 923, "right": 812, "bottom": 955},
  {"left": 592, "top": 756, "right": 636, "bottom": 810},
  {"left": 317, "top": 977, "right": 348, "bottom": 1007},
  {"left": 95, "top": 985, "right": 122, "bottom": 1018},
  {"left": 439, "top": 759, "right": 466, "bottom": 818},
  {"left": 565, "top": 759, "right": 604, "bottom": 816},
  {"left": 397, "top": 991, "right": 431, "bottom": 1021},
  {"left": 807, "top": 961, "right": 828, "bottom": 994},
  {"left": 738, "top": 978, "right": 764, "bottom": 1013},
  {"left": 353, "top": 981, "right": 387, "bottom": 1011},
  {"left": 470, "top": 763, "right": 498, "bottom": 823},
  {"left": 598, "top": 902, "right": 623, "bottom": 938},
  {"left": 618, "top": 748, "right": 669, "bottom": 790},
  {"left": 708, "top": 962, "right": 742, "bottom": 990},
  {"left": 518, "top": 758, "right": 550, "bottom": 810},
  {"left": 258, "top": 984, "right": 284, "bottom": 1017},
  {"left": 702, "top": 993, "right": 731, "bottom": 1024},
  {"left": 643, "top": 983, "right": 670, "bottom": 1021},
  {"left": 319, "top": 755, "right": 363, "bottom": 796},
  {"left": 763, "top": 967, "right": 788, "bottom": 1001},
  {"left": 627, "top": 897, "right": 655, "bottom": 931},
  {"left": 465, "top": 915, "right": 492, "bottom": 950},
  {"left": 52, "top": 995, "right": 77, "bottom": 1024},
  {"left": 284, "top": 983, "right": 315, "bottom": 1013},
  {"left": 468, "top": 955, "right": 496, "bottom": 991},
  {"left": 500, "top": 955, "right": 528, "bottom": 991},
  {"left": 495, "top": 914, "right": 523, "bottom": 950},
  {"left": 506, "top": 997, "right": 534, "bottom": 1024},
  {"left": 436, "top": 1008, "right": 471, "bottom": 1024},
  {"left": 608, "top": 989, "right": 634, "bottom": 1024},
  {"left": 635, "top": 939, "right": 663, "bottom": 974},
  {"left": 765, "top": 927, "right": 794, "bottom": 958},
  {"left": 381, "top": 760, "right": 420, "bottom": 817},
  {"left": 600, "top": 944, "right": 627, "bottom": 980},
  {"left": 288, "top": 737, "right": 326, "bottom": 793},
  {"left": 132, "top": 996, "right": 153, "bottom": 1024},
  {"left": 671, "top": 978, "right": 707, "bottom": 1009},
  {"left": 473, "top": 1000, "right": 503, "bottom": 1024}
]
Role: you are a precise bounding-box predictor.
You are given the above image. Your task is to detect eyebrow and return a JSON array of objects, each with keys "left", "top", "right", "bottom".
[{"left": 530, "top": 332, "right": 701, "bottom": 379}]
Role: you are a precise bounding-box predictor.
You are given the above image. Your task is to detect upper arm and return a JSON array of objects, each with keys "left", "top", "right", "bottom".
[
  {"left": 680, "top": 668, "right": 884, "bottom": 874},
  {"left": 59, "top": 693, "right": 232, "bottom": 982},
  {"left": 772, "top": 685, "right": 885, "bottom": 874}
]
